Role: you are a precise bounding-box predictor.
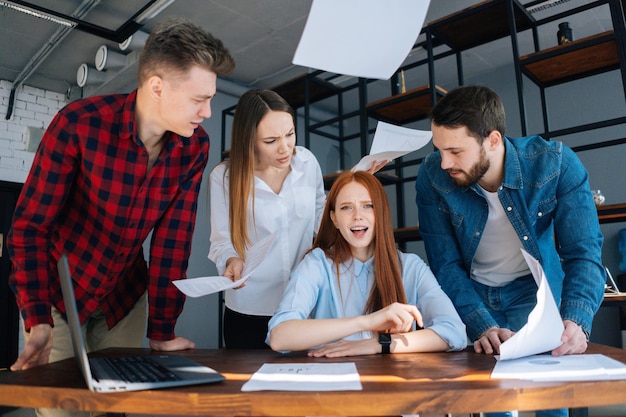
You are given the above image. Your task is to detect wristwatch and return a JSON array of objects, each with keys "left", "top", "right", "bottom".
[{"left": 378, "top": 332, "right": 391, "bottom": 354}]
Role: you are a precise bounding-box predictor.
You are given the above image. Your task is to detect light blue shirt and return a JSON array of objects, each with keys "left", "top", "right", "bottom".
[{"left": 267, "top": 248, "right": 467, "bottom": 351}]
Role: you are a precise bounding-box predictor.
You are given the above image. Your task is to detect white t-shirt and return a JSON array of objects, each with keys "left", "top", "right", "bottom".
[
  {"left": 208, "top": 146, "right": 326, "bottom": 315},
  {"left": 471, "top": 187, "right": 530, "bottom": 287}
]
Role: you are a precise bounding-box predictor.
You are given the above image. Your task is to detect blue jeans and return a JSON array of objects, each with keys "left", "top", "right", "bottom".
[
  {"left": 475, "top": 275, "right": 568, "bottom": 417},
  {"left": 471, "top": 274, "right": 537, "bottom": 333}
]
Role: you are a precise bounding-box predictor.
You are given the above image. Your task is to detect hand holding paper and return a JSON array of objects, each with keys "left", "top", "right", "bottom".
[
  {"left": 174, "top": 234, "right": 275, "bottom": 297},
  {"left": 352, "top": 122, "right": 432, "bottom": 172}
]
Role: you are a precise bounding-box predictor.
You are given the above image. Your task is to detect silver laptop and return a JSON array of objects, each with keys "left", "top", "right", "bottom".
[
  {"left": 57, "top": 254, "right": 225, "bottom": 392},
  {"left": 605, "top": 266, "right": 621, "bottom": 294}
]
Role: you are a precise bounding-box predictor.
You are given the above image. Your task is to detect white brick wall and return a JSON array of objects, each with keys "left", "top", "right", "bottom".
[{"left": 0, "top": 80, "right": 67, "bottom": 183}]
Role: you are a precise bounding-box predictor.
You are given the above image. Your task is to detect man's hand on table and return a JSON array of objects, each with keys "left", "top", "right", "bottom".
[
  {"left": 11, "top": 323, "right": 53, "bottom": 371},
  {"left": 473, "top": 326, "right": 514, "bottom": 354},
  {"left": 150, "top": 336, "right": 196, "bottom": 351},
  {"left": 551, "top": 320, "right": 588, "bottom": 356}
]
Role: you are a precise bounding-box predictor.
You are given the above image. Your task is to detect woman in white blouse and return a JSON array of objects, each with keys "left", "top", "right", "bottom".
[
  {"left": 268, "top": 171, "right": 466, "bottom": 356},
  {"left": 208, "top": 89, "right": 326, "bottom": 348}
]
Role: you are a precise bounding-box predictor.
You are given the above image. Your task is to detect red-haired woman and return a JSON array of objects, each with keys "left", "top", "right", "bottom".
[{"left": 268, "top": 171, "right": 466, "bottom": 357}]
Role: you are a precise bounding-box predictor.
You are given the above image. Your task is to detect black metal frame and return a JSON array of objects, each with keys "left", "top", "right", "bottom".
[
  {"left": 4, "top": 0, "right": 160, "bottom": 43},
  {"left": 0, "top": 180, "right": 22, "bottom": 370}
]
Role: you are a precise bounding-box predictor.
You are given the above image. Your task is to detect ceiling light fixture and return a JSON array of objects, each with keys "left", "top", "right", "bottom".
[
  {"left": 76, "top": 63, "right": 107, "bottom": 87},
  {"left": 95, "top": 45, "right": 128, "bottom": 71},
  {"left": 119, "top": 30, "right": 149, "bottom": 51},
  {"left": 525, "top": 0, "right": 572, "bottom": 14},
  {"left": 135, "top": 0, "right": 175, "bottom": 24},
  {"left": 0, "top": 0, "right": 76, "bottom": 27}
]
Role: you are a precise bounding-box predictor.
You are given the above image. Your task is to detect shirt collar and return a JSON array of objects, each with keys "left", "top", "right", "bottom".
[
  {"left": 119, "top": 90, "right": 137, "bottom": 142},
  {"left": 286, "top": 148, "right": 305, "bottom": 183},
  {"left": 342, "top": 255, "right": 375, "bottom": 276},
  {"left": 120, "top": 89, "right": 184, "bottom": 151},
  {"left": 501, "top": 136, "right": 523, "bottom": 190}
]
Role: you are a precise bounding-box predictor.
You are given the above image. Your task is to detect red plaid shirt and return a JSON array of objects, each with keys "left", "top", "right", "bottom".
[{"left": 8, "top": 90, "right": 209, "bottom": 341}]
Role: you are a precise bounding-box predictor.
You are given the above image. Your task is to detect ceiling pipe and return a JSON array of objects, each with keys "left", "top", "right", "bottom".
[
  {"left": 5, "top": 0, "right": 102, "bottom": 120},
  {"left": 3, "top": 0, "right": 176, "bottom": 120}
]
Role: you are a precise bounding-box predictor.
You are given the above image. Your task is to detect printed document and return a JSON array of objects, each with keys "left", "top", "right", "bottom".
[
  {"left": 293, "top": 0, "right": 430, "bottom": 80},
  {"left": 173, "top": 234, "right": 275, "bottom": 297},
  {"left": 492, "top": 353, "right": 626, "bottom": 381},
  {"left": 241, "top": 362, "right": 362, "bottom": 391},
  {"left": 491, "top": 249, "right": 626, "bottom": 381},
  {"left": 353, "top": 122, "right": 432, "bottom": 172}
]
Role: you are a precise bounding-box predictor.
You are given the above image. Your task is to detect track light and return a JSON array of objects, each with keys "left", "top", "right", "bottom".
[
  {"left": 135, "top": 0, "right": 175, "bottom": 24},
  {"left": 0, "top": 1, "right": 76, "bottom": 27}
]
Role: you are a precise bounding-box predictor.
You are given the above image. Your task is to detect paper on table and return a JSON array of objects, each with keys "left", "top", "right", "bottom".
[
  {"left": 497, "top": 249, "right": 564, "bottom": 360},
  {"left": 352, "top": 122, "right": 432, "bottom": 172},
  {"left": 292, "top": 0, "right": 430, "bottom": 80},
  {"left": 173, "top": 234, "right": 275, "bottom": 297},
  {"left": 241, "top": 362, "right": 362, "bottom": 391},
  {"left": 492, "top": 353, "right": 626, "bottom": 381}
]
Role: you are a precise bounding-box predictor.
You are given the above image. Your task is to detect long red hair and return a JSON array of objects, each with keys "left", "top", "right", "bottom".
[{"left": 311, "top": 171, "right": 406, "bottom": 313}]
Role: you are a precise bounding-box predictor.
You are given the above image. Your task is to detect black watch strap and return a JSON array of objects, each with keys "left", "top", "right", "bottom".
[{"left": 378, "top": 332, "right": 391, "bottom": 354}]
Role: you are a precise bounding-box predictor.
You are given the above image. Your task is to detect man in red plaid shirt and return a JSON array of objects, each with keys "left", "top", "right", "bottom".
[{"left": 7, "top": 16, "right": 235, "bottom": 387}]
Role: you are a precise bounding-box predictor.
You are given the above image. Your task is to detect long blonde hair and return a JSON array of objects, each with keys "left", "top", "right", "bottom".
[{"left": 227, "top": 89, "right": 294, "bottom": 259}]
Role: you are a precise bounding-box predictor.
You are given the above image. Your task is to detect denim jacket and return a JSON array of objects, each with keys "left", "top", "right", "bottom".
[{"left": 415, "top": 135, "right": 605, "bottom": 341}]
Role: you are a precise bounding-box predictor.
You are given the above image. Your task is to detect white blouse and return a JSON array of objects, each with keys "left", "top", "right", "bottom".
[{"left": 208, "top": 146, "right": 326, "bottom": 315}]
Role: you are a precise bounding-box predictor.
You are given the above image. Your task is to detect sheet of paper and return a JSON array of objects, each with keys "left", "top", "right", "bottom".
[
  {"left": 293, "top": 0, "right": 431, "bottom": 80},
  {"left": 241, "top": 362, "right": 362, "bottom": 391},
  {"left": 353, "top": 122, "right": 432, "bottom": 172},
  {"left": 492, "top": 353, "right": 626, "bottom": 381},
  {"left": 173, "top": 234, "right": 275, "bottom": 297},
  {"left": 497, "top": 249, "right": 564, "bottom": 360}
]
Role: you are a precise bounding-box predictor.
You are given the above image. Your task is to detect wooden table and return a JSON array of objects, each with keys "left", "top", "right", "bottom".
[
  {"left": 0, "top": 344, "right": 625, "bottom": 416},
  {"left": 603, "top": 293, "right": 626, "bottom": 307}
]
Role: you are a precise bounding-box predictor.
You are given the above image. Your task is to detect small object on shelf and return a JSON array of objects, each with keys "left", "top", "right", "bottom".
[
  {"left": 520, "top": 31, "right": 619, "bottom": 87},
  {"left": 557, "top": 22, "right": 573, "bottom": 45},
  {"left": 592, "top": 190, "right": 605, "bottom": 206}
]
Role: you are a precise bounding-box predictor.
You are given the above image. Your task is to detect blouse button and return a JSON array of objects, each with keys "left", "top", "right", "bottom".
[
  {"left": 523, "top": 236, "right": 529, "bottom": 241},
  {"left": 538, "top": 212, "right": 543, "bottom": 217},
  {"left": 507, "top": 206, "right": 512, "bottom": 211}
]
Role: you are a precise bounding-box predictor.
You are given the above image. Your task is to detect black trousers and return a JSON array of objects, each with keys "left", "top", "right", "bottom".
[{"left": 223, "top": 306, "right": 272, "bottom": 349}]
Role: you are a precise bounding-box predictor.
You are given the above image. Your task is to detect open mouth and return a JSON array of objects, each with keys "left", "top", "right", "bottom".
[{"left": 350, "top": 226, "right": 368, "bottom": 238}]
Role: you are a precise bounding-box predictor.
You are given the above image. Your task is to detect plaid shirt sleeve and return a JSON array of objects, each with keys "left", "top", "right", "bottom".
[
  {"left": 7, "top": 109, "right": 79, "bottom": 330},
  {"left": 145, "top": 136, "right": 209, "bottom": 341}
]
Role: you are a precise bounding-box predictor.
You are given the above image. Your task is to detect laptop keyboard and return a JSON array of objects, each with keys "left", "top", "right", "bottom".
[{"left": 104, "top": 356, "right": 180, "bottom": 383}]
